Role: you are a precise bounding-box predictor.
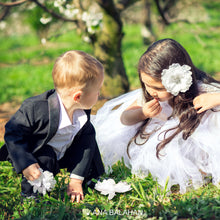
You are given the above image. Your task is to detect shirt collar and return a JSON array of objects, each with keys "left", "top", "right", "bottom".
[{"left": 57, "top": 93, "right": 87, "bottom": 129}]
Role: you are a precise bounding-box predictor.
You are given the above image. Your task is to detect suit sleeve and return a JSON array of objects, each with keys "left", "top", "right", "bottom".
[{"left": 4, "top": 100, "right": 38, "bottom": 173}]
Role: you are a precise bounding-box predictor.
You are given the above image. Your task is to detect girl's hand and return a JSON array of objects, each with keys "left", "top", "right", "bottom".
[
  {"left": 142, "top": 99, "right": 162, "bottom": 118},
  {"left": 121, "top": 99, "right": 162, "bottom": 125},
  {"left": 22, "top": 163, "right": 41, "bottom": 181},
  {"left": 193, "top": 93, "right": 220, "bottom": 113},
  {"left": 67, "top": 178, "right": 84, "bottom": 203}
]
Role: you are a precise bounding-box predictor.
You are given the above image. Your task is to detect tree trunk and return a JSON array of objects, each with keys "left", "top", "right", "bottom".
[
  {"left": 141, "top": 0, "right": 155, "bottom": 45},
  {"left": 94, "top": 0, "right": 129, "bottom": 98}
]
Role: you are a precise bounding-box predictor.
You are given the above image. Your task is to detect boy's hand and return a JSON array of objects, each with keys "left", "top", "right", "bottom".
[
  {"left": 193, "top": 93, "right": 220, "bottom": 113},
  {"left": 67, "top": 178, "right": 84, "bottom": 203},
  {"left": 22, "top": 163, "right": 41, "bottom": 181},
  {"left": 142, "top": 99, "right": 162, "bottom": 118}
]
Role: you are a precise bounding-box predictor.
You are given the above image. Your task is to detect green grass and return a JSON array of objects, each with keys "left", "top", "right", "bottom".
[
  {"left": 0, "top": 29, "right": 93, "bottom": 104},
  {"left": 1, "top": 15, "right": 220, "bottom": 103},
  {"left": 1, "top": 1, "right": 220, "bottom": 104},
  {"left": 122, "top": 0, "right": 220, "bottom": 87},
  {"left": 122, "top": 24, "right": 145, "bottom": 89},
  {"left": 158, "top": 23, "right": 220, "bottom": 75},
  {"left": 0, "top": 64, "right": 54, "bottom": 103},
  {"left": 1, "top": 159, "right": 220, "bottom": 219}
]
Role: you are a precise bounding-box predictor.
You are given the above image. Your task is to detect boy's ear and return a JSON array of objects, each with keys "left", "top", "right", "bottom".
[{"left": 72, "top": 90, "right": 82, "bottom": 102}]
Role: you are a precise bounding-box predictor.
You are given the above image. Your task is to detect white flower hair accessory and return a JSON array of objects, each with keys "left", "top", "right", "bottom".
[
  {"left": 94, "top": 179, "right": 132, "bottom": 200},
  {"left": 161, "top": 63, "right": 193, "bottom": 96},
  {"left": 28, "top": 168, "right": 56, "bottom": 196}
]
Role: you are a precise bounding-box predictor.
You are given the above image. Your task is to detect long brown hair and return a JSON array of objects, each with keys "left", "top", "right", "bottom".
[{"left": 128, "top": 38, "right": 220, "bottom": 158}]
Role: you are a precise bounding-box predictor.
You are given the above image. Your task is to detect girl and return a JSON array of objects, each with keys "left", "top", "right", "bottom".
[{"left": 93, "top": 39, "right": 220, "bottom": 193}]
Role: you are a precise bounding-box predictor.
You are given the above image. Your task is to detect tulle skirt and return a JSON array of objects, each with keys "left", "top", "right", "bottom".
[{"left": 92, "top": 89, "right": 220, "bottom": 193}]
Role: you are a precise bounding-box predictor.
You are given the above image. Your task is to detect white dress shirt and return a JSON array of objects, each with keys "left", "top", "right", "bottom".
[{"left": 47, "top": 94, "right": 87, "bottom": 180}]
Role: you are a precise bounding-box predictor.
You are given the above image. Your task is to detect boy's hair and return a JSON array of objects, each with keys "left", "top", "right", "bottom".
[
  {"left": 127, "top": 38, "right": 220, "bottom": 158},
  {"left": 52, "top": 50, "right": 103, "bottom": 92}
]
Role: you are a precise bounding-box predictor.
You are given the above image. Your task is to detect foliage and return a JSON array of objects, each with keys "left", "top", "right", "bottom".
[
  {"left": 0, "top": 0, "right": 220, "bottom": 103},
  {"left": 0, "top": 30, "right": 92, "bottom": 103},
  {"left": 1, "top": 158, "right": 220, "bottom": 219}
]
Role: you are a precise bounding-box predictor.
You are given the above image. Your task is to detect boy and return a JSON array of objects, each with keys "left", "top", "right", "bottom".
[{"left": 0, "top": 50, "right": 105, "bottom": 203}]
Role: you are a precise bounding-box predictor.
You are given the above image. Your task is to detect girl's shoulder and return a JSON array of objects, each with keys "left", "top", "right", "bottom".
[
  {"left": 136, "top": 89, "right": 145, "bottom": 106},
  {"left": 197, "top": 81, "right": 220, "bottom": 93}
]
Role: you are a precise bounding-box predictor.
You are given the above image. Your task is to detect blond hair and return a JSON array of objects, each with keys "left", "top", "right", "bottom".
[{"left": 52, "top": 50, "right": 103, "bottom": 92}]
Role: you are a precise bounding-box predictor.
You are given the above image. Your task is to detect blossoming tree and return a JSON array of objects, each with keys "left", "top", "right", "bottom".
[
  {"left": 0, "top": 0, "right": 138, "bottom": 97},
  {"left": 0, "top": 0, "right": 179, "bottom": 97}
]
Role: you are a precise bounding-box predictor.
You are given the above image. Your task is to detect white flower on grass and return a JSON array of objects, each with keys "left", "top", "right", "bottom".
[
  {"left": 161, "top": 63, "right": 193, "bottom": 96},
  {"left": 28, "top": 168, "right": 56, "bottom": 195},
  {"left": 94, "top": 178, "right": 132, "bottom": 200}
]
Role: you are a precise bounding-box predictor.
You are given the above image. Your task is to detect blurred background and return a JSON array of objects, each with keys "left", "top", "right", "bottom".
[{"left": 0, "top": 0, "right": 220, "bottom": 107}]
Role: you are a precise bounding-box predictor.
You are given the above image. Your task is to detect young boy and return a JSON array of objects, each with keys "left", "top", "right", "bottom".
[{"left": 0, "top": 50, "right": 105, "bottom": 203}]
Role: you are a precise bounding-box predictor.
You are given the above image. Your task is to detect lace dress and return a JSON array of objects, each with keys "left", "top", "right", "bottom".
[{"left": 92, "top": 82, "right": 220, "bottom": 193}]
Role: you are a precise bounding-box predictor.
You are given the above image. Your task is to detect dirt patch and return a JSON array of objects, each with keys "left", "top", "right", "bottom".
[
  {"left": 215, "top": 72, "right": 220, "bottom": 80},
  {"left": 0, "top": 102, "right": 20, "bottom": 141}
]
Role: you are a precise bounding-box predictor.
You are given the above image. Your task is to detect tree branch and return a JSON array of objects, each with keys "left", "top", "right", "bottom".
[
  {"left": 0, "top": 0, "right": 28, "bottom": 7},
  {"left": 96, "top": 0, "right": 122, "bottom": 24},
  {"left": 154, "top": 0, "right": 170, "bottom": 25},
  {"left": 31, "top": 0, "right": 78, "bottom": 23},
  {"left": 116, "top": 0, "right": 140, "bottom": 12},
  {"left": 0, "top": 6, "right": 10, "bottom": 20}
]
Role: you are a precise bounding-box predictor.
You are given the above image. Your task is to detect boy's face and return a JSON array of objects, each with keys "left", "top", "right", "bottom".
[{"left": 79, "top": 72, "right": 104, "bottom": 109}]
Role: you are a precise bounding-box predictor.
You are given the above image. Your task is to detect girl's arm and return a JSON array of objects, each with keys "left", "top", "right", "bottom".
[
  {"left": 120, "top": 99, "right": 162, "bottom": 125},
  {"left": 193, "top": 93, "right": 220, "bottom": 113}
]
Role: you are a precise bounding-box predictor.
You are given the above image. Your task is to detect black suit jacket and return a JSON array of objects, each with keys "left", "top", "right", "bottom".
[{"left": 1, "top": 89, "right": 104, "bottom": 177}]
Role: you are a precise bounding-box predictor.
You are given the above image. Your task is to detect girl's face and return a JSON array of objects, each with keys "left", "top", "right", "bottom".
[{"left": 140, "top": 71, "right": 173, "bottom": 102}]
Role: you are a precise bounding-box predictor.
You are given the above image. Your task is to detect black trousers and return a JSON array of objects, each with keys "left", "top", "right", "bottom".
[{"left": 21, "top": 144, "right": 101, "bottom": 196}]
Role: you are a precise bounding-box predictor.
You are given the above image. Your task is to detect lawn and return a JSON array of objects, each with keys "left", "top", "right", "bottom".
[{"left": 1, "top": 0, "right": 220, "bottom": 219}]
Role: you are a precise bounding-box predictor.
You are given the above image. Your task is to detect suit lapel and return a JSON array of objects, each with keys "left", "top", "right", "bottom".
[
  {"left": 45, "top": 95, "right": 91, "bottom": 144},
  {"left": 45, "top": 91, "right": 60, "bottom": 143},
  {"left": 74, "top": 109, "right": 91, "bottom": 139}
]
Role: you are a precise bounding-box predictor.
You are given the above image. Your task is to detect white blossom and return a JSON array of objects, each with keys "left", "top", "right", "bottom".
[
  {"left": 161, "top": 63, "right": 193, "bottom": 96},
  {"left": 54, "top": 0, "right": 65, "bottom": 8},
  {"left": 88, "top": 26, "right": 95, "bottom": 34},
  {"left": 40, "top": 16, "right": 52, "bottom": 25},
  {"left": 41, "top": 38, "right": 47, "bottom": 44},
  {"left": 28, "top": 168, "right": 56, "bottom": 196},
  {"left": 83, "top": 35, "right": 91, "bottom": 43},
  {"left": 64, "top": 8, "right": 79, "bottom": 19},
  {"left": 54, "top": 1, "right": 61, "bottom": 8},
  {"left": 38, "top": 0, "right": 45, "bottom": 4},
  {"left": 94, "top": 179, "right": 132, "bottom": 200},
  {"left": 82, "top": 11, "right": 103, "bottom": 34},
  {"left": 82, "top": 12, "right": 89, "bottom": 22},
  {"left": 0, "top": 21, "right": 6, "bottom": 30}
]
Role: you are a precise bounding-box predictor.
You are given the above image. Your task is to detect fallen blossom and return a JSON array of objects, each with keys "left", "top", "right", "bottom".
[
  {"left": 28, "top": 168, "right": 56, "bottom": 195},
  {"left": 94, "top": 179, "right": 132, "bottom": 200}
]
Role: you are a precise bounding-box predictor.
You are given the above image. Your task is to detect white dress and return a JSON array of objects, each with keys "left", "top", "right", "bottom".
[{"left": 92, "top": 82, "right": 220, "bottom": 193}]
